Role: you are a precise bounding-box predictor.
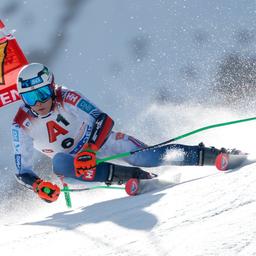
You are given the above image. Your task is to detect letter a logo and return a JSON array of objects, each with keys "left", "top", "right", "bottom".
[{"left": 46, "top": 121, "right": 68, "bottom": 143}]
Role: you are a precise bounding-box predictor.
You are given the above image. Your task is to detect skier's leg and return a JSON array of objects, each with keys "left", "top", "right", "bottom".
[
  {"left": 99, "top": 132, "right": 222, "bottom": 168},
  {"left": 52, "top": 153, "right": 154, "bottom": 184},
  {"left": 126, "top": 142, "right": 222, "bottom": 167}
]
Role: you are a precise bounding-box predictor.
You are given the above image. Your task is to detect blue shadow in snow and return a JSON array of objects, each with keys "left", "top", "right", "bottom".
[
  {"left": 23, "top": 173, "right": 219, "bottom": 231},
  {"left": 23, "top": 192, "right": 166, "bottom": 231}
]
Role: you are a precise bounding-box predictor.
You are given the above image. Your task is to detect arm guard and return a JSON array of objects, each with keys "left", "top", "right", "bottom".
[{"left": 88, "top": 113, "right": 114, "bottom": 149}]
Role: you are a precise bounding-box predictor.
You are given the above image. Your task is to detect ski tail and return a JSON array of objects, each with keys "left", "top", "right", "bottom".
[{"left": 215, "top": 153, "right": 248, "bottom": 171}]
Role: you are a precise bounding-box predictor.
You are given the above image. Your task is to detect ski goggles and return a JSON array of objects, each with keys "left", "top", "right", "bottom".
[{"left": 21, "top": 85, "right": 54, "bottom": 106}]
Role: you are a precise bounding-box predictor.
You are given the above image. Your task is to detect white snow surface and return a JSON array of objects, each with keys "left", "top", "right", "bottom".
[
  {"left": 1, "top": 1, "right": 256, "bottom": 255},
  {"left": 1, "top": 164, "right": 256, "bottom": 256}
]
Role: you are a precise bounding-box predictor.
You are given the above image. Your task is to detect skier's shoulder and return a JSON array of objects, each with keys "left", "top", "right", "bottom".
[
  {"left": 60, "top": 85, "right": 94, "bottom": 109},
  {"left": 56, "top": 85, "right": 101, "bottom": 116},
  {"left": 62, "top": 86, "right": 83, "bottom": 106},
  {"left": 13, "top": 104, "right": 33, "bottom": 128}
]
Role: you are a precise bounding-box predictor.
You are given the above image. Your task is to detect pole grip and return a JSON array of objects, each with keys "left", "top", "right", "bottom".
[
  {"left": 62, "top": 184, "right": 72, "bottom": 208},
  {"left": 58, "top": 175, "right": 72, "bottom": 208}
]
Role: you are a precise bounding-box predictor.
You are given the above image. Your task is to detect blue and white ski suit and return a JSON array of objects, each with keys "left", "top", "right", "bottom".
[{"left": 11, "top": 86, "right": 200, "bottom": 189}]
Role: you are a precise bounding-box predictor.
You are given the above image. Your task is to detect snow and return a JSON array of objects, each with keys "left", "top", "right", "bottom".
[
  {"left": 1, "top": 0, "right": 256, "bottom": 255},
  {"left": 1, "top": 163, "right": 256, "bottom": 256}
]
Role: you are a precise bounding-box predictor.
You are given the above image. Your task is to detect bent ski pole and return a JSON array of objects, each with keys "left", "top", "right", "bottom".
[
  {"left": 96, "top": 116, "right": 256, "bottom": 164},
  {"left": 61, "top": 185, "right": 125, "bottom": 193}
]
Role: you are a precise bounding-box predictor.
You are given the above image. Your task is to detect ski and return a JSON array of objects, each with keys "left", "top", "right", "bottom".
[
  {"left": 125, "top": 173, "right": 181, "bottom": 196},
  {"left": 215, "top": 152, "right": 254, "bottom": 171}
]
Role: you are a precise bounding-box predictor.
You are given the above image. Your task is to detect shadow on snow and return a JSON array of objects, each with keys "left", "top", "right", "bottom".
[{"left": 23, "top": 172, "right": 222, "bottom": 231}]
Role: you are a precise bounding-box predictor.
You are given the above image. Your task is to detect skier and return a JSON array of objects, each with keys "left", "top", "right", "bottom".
[{"left": 11, "top": 63, "right": 234, "bottom": 203}]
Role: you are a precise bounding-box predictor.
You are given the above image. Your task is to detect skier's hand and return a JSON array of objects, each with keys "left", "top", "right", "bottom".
[
  {"left": 74, "top": 143, "right": 98, "bottom": 180},
  {"left": 33, "top": 179, "right": 60, "bottom": 203}
]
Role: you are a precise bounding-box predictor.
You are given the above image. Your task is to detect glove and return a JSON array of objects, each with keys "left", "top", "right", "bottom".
[
  {"left": 33, "top": 179, "right": 60, "bottom": 203},
  {"left": 74, "top": 143, "right": 98, "bottom": 180}
]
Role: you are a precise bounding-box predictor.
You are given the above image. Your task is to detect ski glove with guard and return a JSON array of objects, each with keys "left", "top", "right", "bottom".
[
  {"left": 74, "top": 143, "right": 98, "bottom": 180},
  {"left": 33, "top": 179, "right": 60, "bottom": 203}
]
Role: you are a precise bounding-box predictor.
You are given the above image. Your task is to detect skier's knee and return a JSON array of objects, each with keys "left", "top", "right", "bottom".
[{"left": 52, "top": 153, "right": 75, "bottom": 175}]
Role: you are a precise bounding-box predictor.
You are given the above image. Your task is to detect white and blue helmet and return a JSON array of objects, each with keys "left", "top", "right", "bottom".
[{"left": 17, "top": 63, "right": 55, "bottom": 106}]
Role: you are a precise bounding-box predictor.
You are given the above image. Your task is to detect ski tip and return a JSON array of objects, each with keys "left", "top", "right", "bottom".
[
  {"left": 215, "top": 153, "right": 229, "bottom": 171},
  {"left": 125, "top": 178, "right": 140, "bottom": 196}
]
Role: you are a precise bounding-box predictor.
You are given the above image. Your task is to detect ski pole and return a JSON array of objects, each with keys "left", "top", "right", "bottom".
[
  {"left": 60, "top": 185, "right": 125, "bottom": 193},
  {"left": 58, "top": 178, "right": 124, "bottom": 207},
  {"left": 96, "top": 116, "right": 256, "bottom": 164}
]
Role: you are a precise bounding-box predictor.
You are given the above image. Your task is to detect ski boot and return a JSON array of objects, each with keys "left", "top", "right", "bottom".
[
  {"left": 198, "top": 142, "right": 222, "bottom": 166},
  {"left": 198, "top": 142, "right": 247, "bottom": 171},
  {"left": 105, "top": 164, "right": 157, "bottom": 186},
  {"left": 105, "top": 164, "right": 157, "bottom": 196}
]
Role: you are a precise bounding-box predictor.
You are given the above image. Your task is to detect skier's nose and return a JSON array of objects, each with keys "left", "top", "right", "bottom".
[{"left": 35, "top": 101, "right": 42, "bottom": 106}]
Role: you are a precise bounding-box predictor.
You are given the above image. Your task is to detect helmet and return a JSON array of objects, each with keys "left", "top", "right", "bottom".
[{"left": 17, "top": 63, "right": 55, "bottom": 106}]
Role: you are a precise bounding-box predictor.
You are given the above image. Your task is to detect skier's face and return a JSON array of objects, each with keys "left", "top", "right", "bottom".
[{"left": 30, "top": 98, "right": 53, "bottom": 116}]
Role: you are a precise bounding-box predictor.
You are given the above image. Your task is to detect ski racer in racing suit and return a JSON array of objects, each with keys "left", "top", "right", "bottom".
[{"left": 12, "top": 63, "right": 225, "bottom": 203}]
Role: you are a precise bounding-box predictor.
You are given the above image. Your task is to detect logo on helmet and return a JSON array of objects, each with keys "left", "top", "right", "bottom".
[{"left": 20, "top": 76, "right": 43, "bottom": 88}]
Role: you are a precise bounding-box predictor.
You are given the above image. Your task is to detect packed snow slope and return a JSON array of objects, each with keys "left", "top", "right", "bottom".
[{"left": 2, "top": 154, "right": 256, "bottom": 256}]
